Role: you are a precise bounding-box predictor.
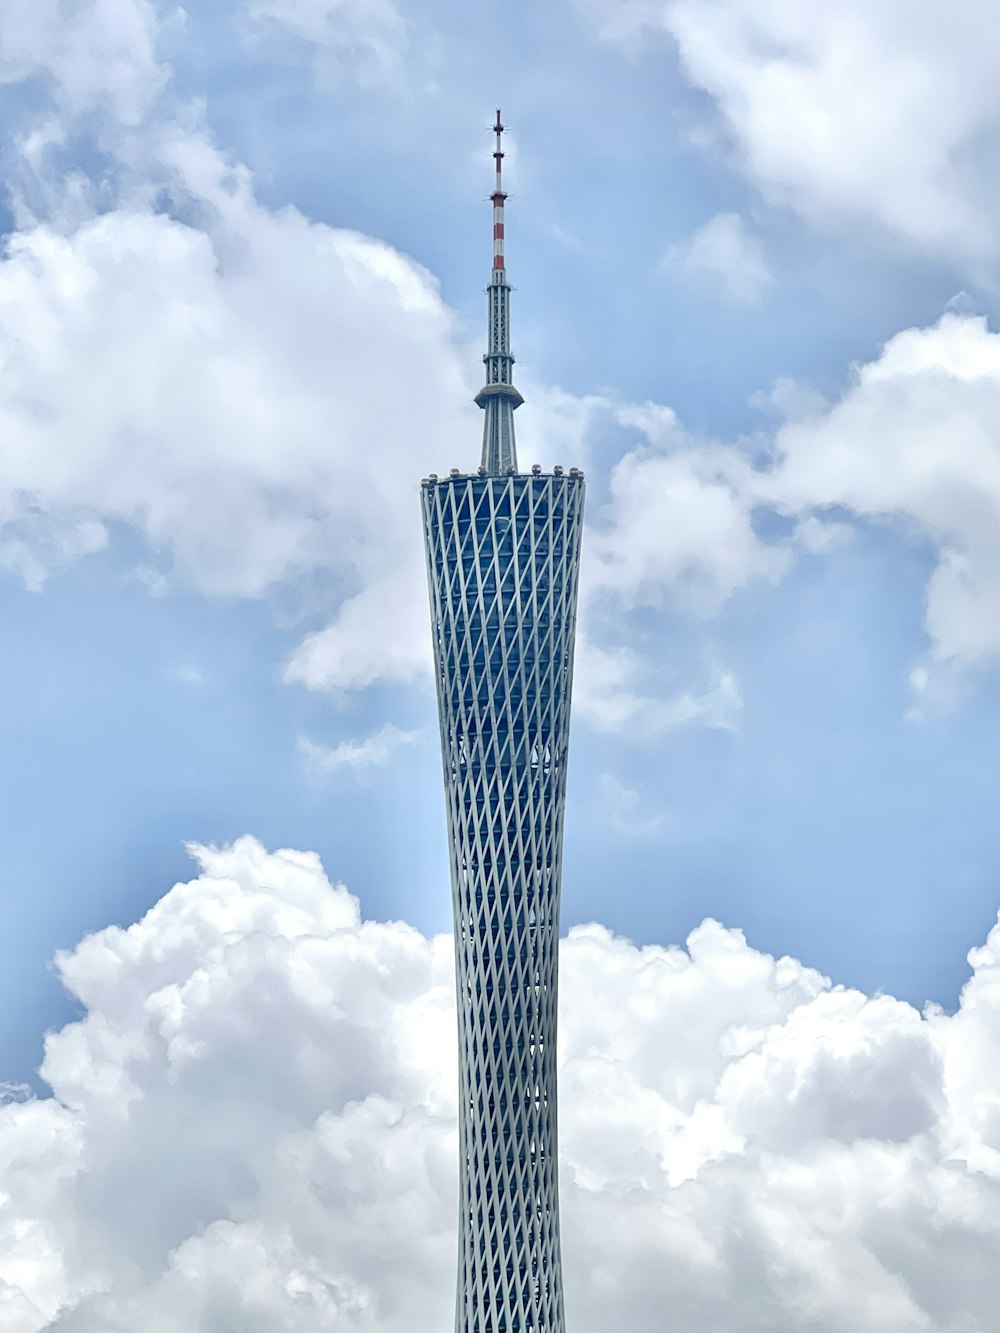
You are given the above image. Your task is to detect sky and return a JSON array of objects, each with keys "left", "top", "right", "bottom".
[{"left": 0, "top": 1, "right": 997, "bottom": 1329}]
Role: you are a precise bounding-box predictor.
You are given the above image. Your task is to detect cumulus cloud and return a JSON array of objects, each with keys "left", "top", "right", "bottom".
[
  {"left": 762, "top": 314, "right": 1000, "bottom": 701},
  {"left": 580, "top": 0, "right": 999, "bottom": 267},
  {"left": 662, "top": 211, "right": 771, "bottom": 302},
  {"left": 587, "top": 313, "right": 1000, "bottom": 700},
  {"left": 0, "top": 837, "right": 997, "bottom": 1331},
  {"left": 0, "top": 0, "right": 472, "bottom": 698},
  {"left": 2, "top": 152, "right": 994, "bottom": 723},
  {"left": 0, "top": 125, "right": 473, "bottom": 689},
  {"left": 1, "top": 0, "right": 996, "bottom": 732},
  {"left": 0, "top": 0, "right": 165, "bottom": 125},
  {"left": 588, "top": 440, "right": 789, "bottom": 614}
]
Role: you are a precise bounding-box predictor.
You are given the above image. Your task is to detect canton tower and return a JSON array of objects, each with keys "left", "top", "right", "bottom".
[{"left": 421, "top": 112, "right": 585, "bottom": 1333}]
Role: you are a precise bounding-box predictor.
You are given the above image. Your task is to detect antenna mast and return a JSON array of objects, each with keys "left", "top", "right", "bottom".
[{"left": 475, "top": 109, "right": 523, "bottom": 473}]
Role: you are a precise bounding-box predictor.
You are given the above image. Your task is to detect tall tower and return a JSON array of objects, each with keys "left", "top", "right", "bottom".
[{"left": 421, "top": 113, "right": 585, "bottom": 1333}]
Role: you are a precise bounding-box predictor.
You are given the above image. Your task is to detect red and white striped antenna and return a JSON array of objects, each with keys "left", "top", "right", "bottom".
[
  {"left": 475, "top": 108, "right": 522, "bottom": 473},
  {"left": 491, "top": 108, "right": 506, "bottom": 272}
]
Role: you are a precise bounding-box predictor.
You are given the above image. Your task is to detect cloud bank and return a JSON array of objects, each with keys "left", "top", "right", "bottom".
[
  {"left": 582, "top": 0, "right": 999, "bottom": 267},
  {"left": 0, "top": 837, "right": 997, "bottom": 1331},
  {"left": 1, "top": 0, "right": 996, "bottom": 727},
  {"left": 586, "top": 313, "right": 1000, "bottom": 708}
]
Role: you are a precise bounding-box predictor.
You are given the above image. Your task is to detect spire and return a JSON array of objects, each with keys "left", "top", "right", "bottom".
[
  {"left": 490, "top": 107, "right": 506, "bottom": 274},
  {"left": 475, "top": 108, "right": 523, "bottom": 474}
]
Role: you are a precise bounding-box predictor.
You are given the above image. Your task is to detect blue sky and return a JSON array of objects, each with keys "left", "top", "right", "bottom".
[{"left": 1, "top": 0, "right": 997, "bottom": 1102}]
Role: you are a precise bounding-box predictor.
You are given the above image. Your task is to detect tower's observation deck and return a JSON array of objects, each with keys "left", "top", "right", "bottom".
[{"left": 421, "top": 114, "right": 584, "bottom": 1333}]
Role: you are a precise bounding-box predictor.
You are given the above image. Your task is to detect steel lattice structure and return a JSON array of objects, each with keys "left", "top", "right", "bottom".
[{"left": 421, "top": 112, "right": 584, "bottom": 1333}]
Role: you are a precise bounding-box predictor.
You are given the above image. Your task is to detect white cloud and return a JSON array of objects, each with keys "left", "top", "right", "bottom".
[
  {"left": 763, "top": 314, "right": 1000, "bottom": 681},
  {"left": 1, "top": 0, "right": 995, "bottom": 731},
  {"left": 0, "top": 0, "right": 469, "bottom": 699},
  {"left": 575, "top": 637, "right": 742, "bottom": 734},
  {"left": 242, "top": 0, "right": 412, "bottom": 87},
  {"left": 587, "top": 439, "right": 790, "bottom": 614},
  {"left": 284, "top": 569, "right": 434, "bottom": 696},
  {"left": 663, "top": 211, "right": 771, "bottom": 302},
  {"left": 0, "top": 1083, "right": 32, "bottom": 1104},
  {"left": 597, "top": 773, "right": 664, "bottom": 837},
  {"left": 299, "top": 723, "right": 422, "bottom": 778},
  {"left": 0, "top": 0, "right": 165, "bottom": 125},
  {"left": 0, "top": 129, "right": 473, "bottom": 692},
  {"left": 581, "top": 0, "right": 998, "bottom": 267},
  {"left": 1, "top": 125, "right": 994, "bottom": 718},
  {"left": 0, "top": 837, "right": 997, "bottom": 1330},
  {"left": 587, "top": 313, "right": 1000, "bottom": 701},
  {"left": 0, "top": 513, "right": 107, "bottom": 593},
  {"left": 791, "top": 514, "right": 855, "bottom": 556}
]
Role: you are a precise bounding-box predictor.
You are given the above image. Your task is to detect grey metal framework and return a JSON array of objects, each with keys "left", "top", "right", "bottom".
[{"left": 421, "top": 112, "right": 585, "bottom": 1333}]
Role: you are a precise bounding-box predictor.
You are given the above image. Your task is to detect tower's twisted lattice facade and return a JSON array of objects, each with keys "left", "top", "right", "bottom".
[{"left": 421, "top": 113, "right": 584, "bottom": 1333}]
